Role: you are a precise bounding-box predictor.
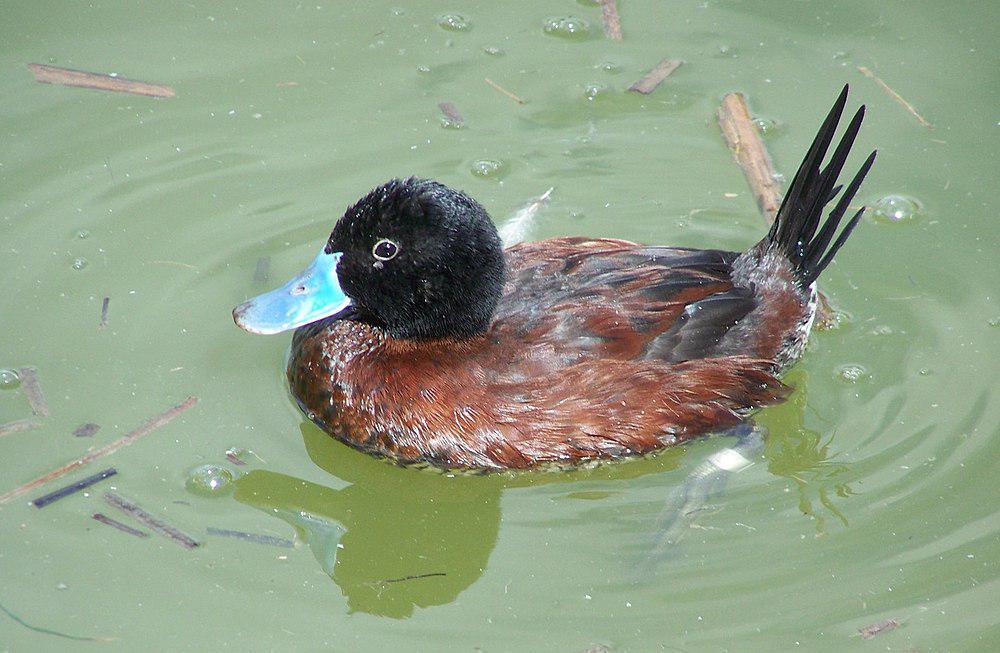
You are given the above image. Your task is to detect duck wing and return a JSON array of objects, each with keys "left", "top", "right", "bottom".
[{"left": 497, "top": 237, "right": 758, "bottom": 364}]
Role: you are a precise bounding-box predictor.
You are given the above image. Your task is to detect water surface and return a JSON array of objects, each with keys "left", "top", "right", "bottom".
[{"left": 1, "top": 1, "right": 998, "bottom": 650}]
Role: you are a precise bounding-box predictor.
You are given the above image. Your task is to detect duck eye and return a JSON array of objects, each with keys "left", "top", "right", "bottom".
[{"left": 372, "top": 238, "right": 399, "bottom": 261}]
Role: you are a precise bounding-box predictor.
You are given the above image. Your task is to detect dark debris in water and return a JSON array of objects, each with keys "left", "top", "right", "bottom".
[
  {"left": 858, "top": 618, "right": 901, "bottom": 640},
  {"left": 104, "top": 491, "right": 200, "bottom": 549},
  {"left": 206, "top": 527, "right": 294, "bottom": 548},
  {"left": 92, "top": 512, "right": 149, "bottom": 539},
  {"left": 0, "top": 599, "right": 115, "bottom": 642},
  {"left": 73, "top": 422, "right": 101, "bottom": 438},
  {"left": 32, "top": 467, "right": 117, "bottom": 508}
]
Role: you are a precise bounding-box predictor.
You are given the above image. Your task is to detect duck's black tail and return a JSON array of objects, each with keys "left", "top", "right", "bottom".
[{"left": 760, "top": 84, "right": 877, "bottom": 289}]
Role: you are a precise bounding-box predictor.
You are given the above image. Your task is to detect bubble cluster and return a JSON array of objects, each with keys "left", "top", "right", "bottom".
[
  {"left": 871, "top": 194, "right": 921, "bottom": 223},
  {"left": 836, "top": 364, "right": 868, "bottom": 384},
  {"left": 583, "top": 83, "right": 609, "bottom": 101},
  {"left": 437, "top": 14, "right": 471, "bottom": 32},
  {"left": 0, "top": 368, "right": 20, "bottom": 390},
  {"left": 470, "top": 159, "right": 506, "bottom": 179},
  {"left": 185, "top": 464, "right": 236, "bottom": 497},
  {"left": 71, "top": 257, "right": 88, "bottom": 270},
  {"left": 543, "top": 16, "right": 591, "bottom": 40},
  {"left": 753, "top": 116, "right": 780, "bottom": 136}
]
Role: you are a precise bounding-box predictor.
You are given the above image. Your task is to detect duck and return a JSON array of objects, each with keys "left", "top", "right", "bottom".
[{"left": 233, "top": 85, "right": 876, "bottom": 471}]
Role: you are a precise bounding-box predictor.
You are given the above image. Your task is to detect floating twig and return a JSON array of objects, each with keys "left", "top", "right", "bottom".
[
  {"left": 99, "top": 297, "right": 109, "bottom": 328},
  {"left": 716, "top": 92, "right": 782, "bottom": 222},
  {"left": 225, "top": 451, "right": 247, "bottom": 466},
  {"left": 857, "top": 67, "right": 931, "bottom": 129},
  {"left": 206, "top": 527, "right": 294, "bottom": 548},
  {"left": 0, "top": 396, "right": 198, "bottom": 504},
  {"left": 500, "top": 187, "right": 554, "bottom": 247},
  {"left": 27, "top": 63, "right": 175, "bottom": 98},
  {"left": 0, "top": 600, "right": 112, "bottom": 642},
  {"left": 372, "top": 572, "right": 446, "bottom": 585},
  {"left": 252, "top": 257, "right": 270, "bottom": 285},
  {"left": 858, "top": 618, "right": 900, "bottom": 640},
  {"left": 437, "top": 101, "right": 464, "bottom": 124},
  {"left": 32, "top": 468, "right": 117, "bottom": 509},
  {"left": 92, "top": 512, "right": 149, "bottom": 538},
  {"left": 17, "top": 366, "right": 50, "bottom": 418},
  {"left": 628, "top": 58, "right": 683, "bottom": 95},
  {"left": 485, "top": 77, "right": 526, "bottom": 105},
  {"left": 598, "top": 0, "right": 623, "bottom": 41},
  {"left": 73, "top": 422, "right": 101, "bottom": 438},
  {"left": 0, "top": 418, "right": 40, "bottom": 438},
  {"left": 104, "top": 492, "right": 200, "bottom": 549}
]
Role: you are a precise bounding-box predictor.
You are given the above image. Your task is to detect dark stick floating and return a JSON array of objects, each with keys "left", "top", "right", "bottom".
[
  {"left": 31, "top": 468, "right": 117, "bottom": 508},
  {"left": 206, "top": 527, "right": 294, "bottom": 548},
  {"left": 103, "top": 492, "right": 200, "bottom": 549},
  {"left": 92, "top": 513, "right": 149, "bottom": 538}
]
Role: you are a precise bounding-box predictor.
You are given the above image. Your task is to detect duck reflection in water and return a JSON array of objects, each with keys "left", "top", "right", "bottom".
[
  {"left": 234, "top": 380, "right": 857, "bottom": 617},
  {"left": 233, "top": 423, "right": 502, "bottom": 619}
]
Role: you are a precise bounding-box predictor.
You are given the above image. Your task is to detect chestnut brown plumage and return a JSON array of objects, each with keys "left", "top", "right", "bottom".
[{"left": 243, "top": 86, "right": 876, "bottom": 470}]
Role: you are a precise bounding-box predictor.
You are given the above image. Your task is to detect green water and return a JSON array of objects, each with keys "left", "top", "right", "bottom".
[{"left": 2, "top": 1, "right": 998, "bottom": 650}]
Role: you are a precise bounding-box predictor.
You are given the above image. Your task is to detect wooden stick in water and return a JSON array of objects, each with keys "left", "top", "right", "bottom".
[
  {"left": 0, "top": 418, "right": 40, "bottom": 439},
  {"left": 104, "top": 492, "right": 200, "bottom": 549},
  {"left": 717, "top": 92, "right": 839, "bottom": 325},
  {"left": 628, "top": 59, "right": 683, "bottom": 95},
  {"left": 857, "top": 67, "right": 932, "bottom": 128},
  {"left": 598, "top": 0, "right": 623, "bottom": 41},
  {"left": 484, "top": 78, "right": 526, "bottom": 105},
  {"left": 27, "top": 64, "right": 176, "bottom": 98},
  {"left": 32, "top": 468, "right": 117, "bottom": 508},
  {"left": 0, "top": 396, "right": 198, "bottom": 504},
  {"left": 437, "top": 101, "right": 464, "bottom": 124},
  {"left": 206, "top": 527, "right": 294, "bottom": 548},
  {"left": 17, "top": 366, "right": 50, "bottom": 418},
  {"left": 716, "top": 92, "right": 782, "bottom": 222},
  {"left": 92, "top": 512, "right": 149, "bottom": 538}
]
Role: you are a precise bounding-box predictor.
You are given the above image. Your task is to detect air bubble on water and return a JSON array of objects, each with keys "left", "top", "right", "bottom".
[
  {"left": 583, "top": 83, "right": 608, "bottom": 101},
  {"left": 716, "top": 44, "right": 739, "bottom": 58},
  {"left": 988, "top": 317, "right": 1000, "bottom": 328},
  {"left": 871, "top": 195, "right": 921, "bottom": 223},
  {"left": 75, "top": 229, "right": 90, "bottom": 239},
  {"left": 470, "top": 159, "right": 506, "bottom": 179},
  {"left": 439, "top": 117, "right": 463, "bottom": 130},
  {"left": 437, "top": 13, "right": 471, "bottom": 31},
  {"left": 185, "top": 464, "right": 236, "bottom": 497},
  {"left": 0, "top": 368, "right": 20, "bottom": 390},
  {"left": 543, "top": 16, "right": 591, "bottom": 40},
  {"left": 753, "top": 116, "right": 780, "bottom": 136},
  {"left": 837, "top": 364, "right": 868, "bottom": 384},
  {"left": 483, "top": 46, "right": 504, "bottom": 57},
  {"left": 416, "top": 65, "right": 431, "bottom": 74},
  {"left": 595, "top": 61, "right": 620, "bottom": 73},
  {"left": 72, "top": 257, "right": 88, "bottom": 270}
]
